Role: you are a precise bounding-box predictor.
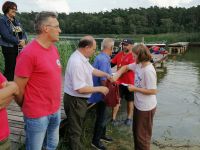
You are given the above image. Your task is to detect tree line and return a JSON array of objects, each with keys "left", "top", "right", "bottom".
[{"left": 1, "top": 6, "right": 200, "bottom": 34}]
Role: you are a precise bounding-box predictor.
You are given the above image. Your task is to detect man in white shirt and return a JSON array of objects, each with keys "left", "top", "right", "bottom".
[{"left": 63, "top": 35, "right": 111, "bottom": 150}]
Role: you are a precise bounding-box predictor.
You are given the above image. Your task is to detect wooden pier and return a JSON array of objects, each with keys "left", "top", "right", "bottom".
[
  {"left": 168, "top": 42, "right": 189, "bottom": 55},
  {"left": 152, "top": 53, "right": 168, "bottom": 72},
  {"left": 144, "top": 43, "right": 168, "bottom": 72},
  {"left": 7, "top": 99, "right": 66, "bottom": 149}
]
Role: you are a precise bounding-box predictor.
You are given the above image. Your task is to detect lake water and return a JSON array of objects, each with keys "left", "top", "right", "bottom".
[{"left": 153, "top": 46, "right": 200, "bottom": 147}]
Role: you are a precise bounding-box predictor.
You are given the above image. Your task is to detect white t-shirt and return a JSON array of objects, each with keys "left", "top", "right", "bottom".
[
  {"left": 128, "top": 63, "right": 157, "bottom": 111},
  {"left": 64, "top": 50, "right": 94, "bottom": 98}
]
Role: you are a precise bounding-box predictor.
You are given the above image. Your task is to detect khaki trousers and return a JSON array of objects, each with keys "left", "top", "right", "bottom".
[{"left": 0, "top": 138, "right": 11, "bottom": 150}]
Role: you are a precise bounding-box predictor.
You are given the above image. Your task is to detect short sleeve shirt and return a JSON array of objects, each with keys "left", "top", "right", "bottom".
[
  {"left": 111, "top": 51, "right": 135, "bottom": 84},
  {"left": 15, "top": 40, "right": 62, "bottom": 118},
  {"left": 64, "top": 50, "right": 94, "bottom": 98},
  {"left": 128, "top": 63, "right": 157, "bottom": 111},
  {"left": 0, "top": 72, "right": 10, "bottom": 141},
  {"left": 89, "top": 52, "right": 112, "bottom": 103}
]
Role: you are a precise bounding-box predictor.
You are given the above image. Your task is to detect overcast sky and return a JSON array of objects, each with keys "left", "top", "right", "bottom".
[{"left": 1, "top": 0, "right": 200, "bottom": 14}]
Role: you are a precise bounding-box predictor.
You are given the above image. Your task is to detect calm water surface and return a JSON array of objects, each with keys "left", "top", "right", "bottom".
[{"left": 153, "top": 46, "right": 200, "bottom": 146}]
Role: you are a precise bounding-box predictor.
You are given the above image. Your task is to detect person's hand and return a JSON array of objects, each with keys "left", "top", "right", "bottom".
[
  {"left": 128, "top": 85, "right": 136, "bottom": 92},
  {"left": 19, "top": 40, "right": 26, "bottom": 47},
  {"left": 1, "top": 81, "right": 7, "bottom": 88},
  {"left": 111, "top": 72, "right": 120, "bottom": 82},
  {"left": 107, "top": 74, "right": 115, "bottom": 82},
  {"left": 6, "top": 82, "right": 19, "bottom": 95},
  {"left": 99, "top": 86, "right": 109, "bottom": 95},
  {"left": 3, "top": 96, "right": 14, "bottom": 108}
]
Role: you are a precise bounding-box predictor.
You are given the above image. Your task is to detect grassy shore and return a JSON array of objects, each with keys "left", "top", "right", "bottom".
[{"left": 57, "top": 108, "right": 134, "bottom": 150}]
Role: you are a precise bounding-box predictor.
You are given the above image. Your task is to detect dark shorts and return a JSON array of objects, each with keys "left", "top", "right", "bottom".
[{"left": 119, "top": 84, "right": 134, "bottom": 101}]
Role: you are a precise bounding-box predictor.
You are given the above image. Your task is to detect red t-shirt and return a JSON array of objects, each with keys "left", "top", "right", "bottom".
[
  {"left": 15, "top": 40, "right": 62, "bottom": 118},
  {"left": 0, "top": 73, "right": 10, "bottom": 141},
  {"left": 111, "top": 51, "right": 135, "bottom": 84}
]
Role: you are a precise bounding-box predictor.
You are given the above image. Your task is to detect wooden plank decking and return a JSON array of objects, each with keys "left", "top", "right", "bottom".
[
  {"left": 7, "top": 99, "right": 66, "bottom": 145},
  {"left": 152, "top": 53, "right": 168, "bottom": 72},
  {"left": 168, "top": 42, "right": 189, "bottom": 55},
  {"left": 152, "top": 53, "right": 168, "bottom": 64}
]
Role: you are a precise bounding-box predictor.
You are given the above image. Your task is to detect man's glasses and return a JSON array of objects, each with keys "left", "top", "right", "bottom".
[{"left": 46, "top": 25, "right": 60, "bottom": 29}]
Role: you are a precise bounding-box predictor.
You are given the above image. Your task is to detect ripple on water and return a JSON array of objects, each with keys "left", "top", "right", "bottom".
[{"left": 154, "top": 48, "right": 200, "bottom": 146}]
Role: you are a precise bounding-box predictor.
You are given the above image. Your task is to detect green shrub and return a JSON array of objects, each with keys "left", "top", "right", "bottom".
[{"left": 56, "top": 40, "right": 78, "bottom": 72}]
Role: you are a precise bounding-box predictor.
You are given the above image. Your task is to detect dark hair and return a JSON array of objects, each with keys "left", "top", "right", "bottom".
[
  {"left": 34, "top": 11, "right": 58, "bottom": 34},
  {"left": 2, "top": 1, "right": 17, "bottom": 14},
  {"left": 133, "top": 44, "right": 152, "bottom": 63},
  {"left": 78, "top": 39, "right": 93, "bottom": 48}
]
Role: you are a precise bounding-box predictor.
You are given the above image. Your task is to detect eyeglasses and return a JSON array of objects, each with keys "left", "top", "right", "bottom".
[{"left": 46, "top": 25, "right": 60, "bottom": 29}]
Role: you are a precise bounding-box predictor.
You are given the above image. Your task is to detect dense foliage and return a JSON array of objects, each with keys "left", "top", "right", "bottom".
[{"left": 0, "top": 6, "right": 199, "bottom": 34}]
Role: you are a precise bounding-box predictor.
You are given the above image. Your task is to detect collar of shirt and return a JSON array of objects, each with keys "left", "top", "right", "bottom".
[
  {"left": 2, "top": 15, "right": 18, "bottom": 26},
  {"left": 76, "top": 50, "right": 89, "bottom": 63},
  {"left": 3, "top": 15, "right": 13, "bottom": 23},
  {"left": 2, "top": 15, "right": 9, "bottom": 21},
  {"left": 101, "top": 52, "right": 111, "bottom": 61}
]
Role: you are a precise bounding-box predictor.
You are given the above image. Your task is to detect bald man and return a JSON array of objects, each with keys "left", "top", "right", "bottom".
[{"left": 63, "top": 36, "right": 111, "bottom": 150}]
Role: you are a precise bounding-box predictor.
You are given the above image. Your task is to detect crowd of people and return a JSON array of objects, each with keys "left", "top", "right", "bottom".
[{"left": 0, "top": 1, "right": 158, "bottom": 150}]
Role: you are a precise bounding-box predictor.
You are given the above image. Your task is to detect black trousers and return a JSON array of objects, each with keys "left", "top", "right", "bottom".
[
  {"left": 2, "top": 46, "right": 18, "bottom": 81},
  {"left": 92, "top": 100, "right": 109, "bottom": 143}
]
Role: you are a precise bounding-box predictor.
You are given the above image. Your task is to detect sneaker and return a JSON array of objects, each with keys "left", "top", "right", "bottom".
[
  {"left": 100, "top": 136, "right": 113, "bottom": 143},
  {"left": 124, "top": 118, "right": 133, "bottom": 126},
  {"left": 111, "top": 119, "right": 120, "bottom": 126},
  {"left": 91, "top": 141, "right": 106, "bottom": 150}
]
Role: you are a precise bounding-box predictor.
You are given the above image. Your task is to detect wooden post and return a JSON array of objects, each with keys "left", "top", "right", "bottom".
[
  {"left": 169, "top": 47, "right": 172, "bottom": 54},
  {"left": 142, "top": 37, "right": 144, "bottom": 44},
  {"left": 161, "top": 61, "right": 164, "bottom": 68}
]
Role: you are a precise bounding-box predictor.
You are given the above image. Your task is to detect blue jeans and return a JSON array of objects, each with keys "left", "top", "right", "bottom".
[{"left": 24, "top": 110, "right": 61, "bottom": 150}]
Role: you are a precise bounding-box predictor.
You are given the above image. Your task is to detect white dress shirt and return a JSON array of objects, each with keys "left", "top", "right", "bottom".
[{"left": 64, "top": 50, "right": 94, "bottom": 98}]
